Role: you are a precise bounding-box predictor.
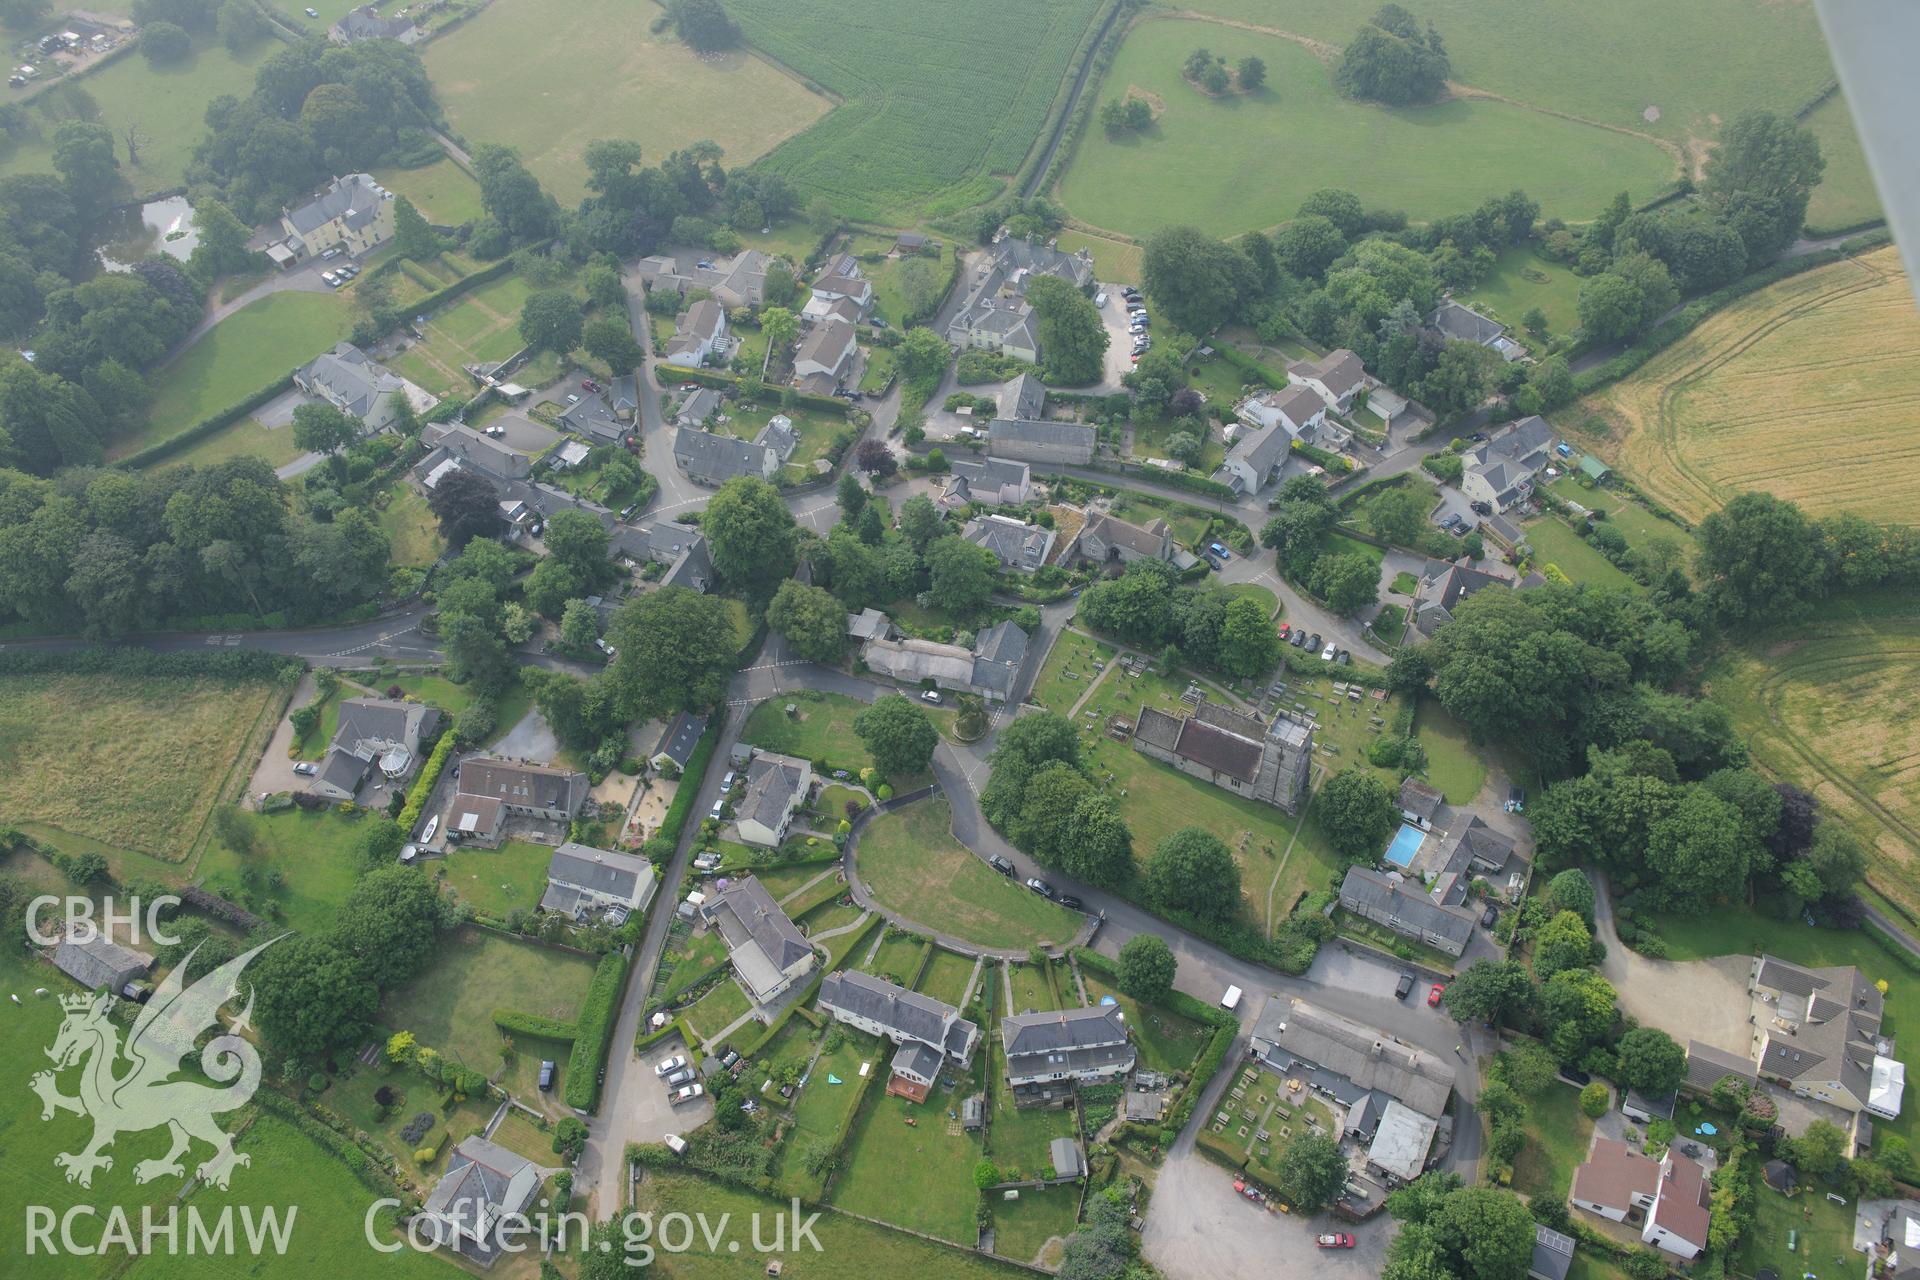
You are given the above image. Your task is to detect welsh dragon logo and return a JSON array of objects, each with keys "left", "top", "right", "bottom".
[{"left": 30, "top": 938, "right": 279, "bottom": 1190}]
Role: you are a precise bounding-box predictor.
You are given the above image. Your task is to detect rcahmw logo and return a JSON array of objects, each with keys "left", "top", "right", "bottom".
[{"left": 24, "top": 900, "right": 294, "bottom": 1258}]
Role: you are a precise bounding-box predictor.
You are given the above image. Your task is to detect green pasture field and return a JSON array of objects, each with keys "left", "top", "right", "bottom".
[
  {"left": 1058, "top": 20, "right": 1674, "bottom": 240},
  {"left": 856, "top": 800, "right": 1081, "bottom": 950},
  {"left": 159, "top": 417, "right": 307, "bottom": 472},
  {"left": 196, "top": 807, "right": 370, "bottom": 937},
  {"left": 1801, "top": 92, "right": 1882, "bottom": 234},
  {"left": 371, "top": 157, "right": 485, "bottom": 226},
  {"left": 1, "top": 34, "right": 270, "bottom": 195},
  {"left": 725, "top": 0, "right": 1108, "bottom": 221},
  {"left": 917, "top": 947, "right": 980, "bottom": 1006},
  {"left": 118, "top": 292, "right": 352, "bottom": 462},
  {"left": 379, "top": 925, "right": 597, "bottom": 1073},
  {"left": 1057, "top": 229, "right": 1144, "bottom": 285},
  {"left": 425, "top": 0, "right": 828, "bottom": 203}
]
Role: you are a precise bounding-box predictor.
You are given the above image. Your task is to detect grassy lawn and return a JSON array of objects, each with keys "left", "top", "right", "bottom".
[
  {"left": 435, "top": 839, "right": 552, "bottom": 918},
  {"left": 372, "top": 157, "right": 485, "bottom": 226},
  {"left": 748, "top": 1019, "right": 820, "bottom": 1105},
  {"left": 772, "top": 1028, "right": 883, "bottom": 1200},
  {"left": 388, "top": 670, "right": 533, "bottom": 743},
  {"left": 724, "top": 0, "right": 1107, "bottom": 222},
  {"left": 197, "top": 807, "right": 370, "bottom": 936},
  {"left": 857, "top": 800, "right": 1080, "bottom": 949},
  {"left": 831, "top": 1074, "right": 986, "bottom": 1244},
  {"left": 117, "top": 291, "right": 352, "bottom": 461},
  {"left": 1133, "top": 412, "right": 1225, "bottom": 473},
  {"left": 388, "top": 271, "right": 541, "bottom": 398},
  {"left": 159, "top": 415, "right": 308, "bottom": 472},
  {"left": 1510, "top": 1081, "right": 1594, "bottom": 1203},
  {"left": 1737, "top": 1179, "right": 1856, "bottom": 1279},
  {"left": 374, "top": 483, "right": 447, "bottom": 567},
  {"left": 0, "top": 671, "right": 279, "bottom": 864},
  {"left": 1059, "top": 19, "right": 1674, "bottom": 240},
  {"left": 1057, "top": 228, "right": 1144, "bottom": 285},
  {"left": 654, "top": 918, "right": 731, "bottom": 1001},
  {"left": 987, "top": 1057, "right": 1076, "bottom": 1180},
  {"left": 1413, "top": 695, "right": 1487, "bottom": 804},
  {"left": 1522, "top": 515, "right": 1638, "bottom": 590},
  {"left": 861, "top": 930, "right": 929, "bottom": 985},
  {"left": 425, "top": 0, "right": 828, "bottom": 204},
  {"left": 321, "top": 1063, "right": 496, "bottom": 1173},
  {"left": 1108, "top": 491, "right": 1210, "bottom": 548},
  {"left": 1802, "top": 91, "right": 1882, "bottom": 235},
  {"left": 716, "top": 400, "right": 850, "bottom": 483},
  {"left": 1007, "top": 960, "right": 1066, "bottom": 1014},
  {"left": 919, "top": 947, "right": 980, "bottom": 1006},
  {"left": 488, "top": 1108, "right": 558, "bottom": 1167},
  {"left": 859, "top": 344, "right": 897, "bottom": 394},
  {"left": 1, "top": 35, "right": 271, "bottom": 196},
  {"left": 1544, "top": 473, "right": 1695, "bottom": 555},
  {"left": 1460, "top": 245, "right": 1585, "bottom": 341},
  {"left": 683, "top": 976, "right": 754, "bottom": 1046},
  {"left": 742, "top": 690, "right": 892, "bottom": 778},
  {"left": 380, "top": 925, "right": 598, "bottom": 1072},
  {"left": 1082, "top": 973, "right": 1209, "bottom": 1074},
  {"left": 631, "top": 1169, "right": 1036, "bottom": 1280},
  {"left": 993, "top": 1184, "right": 1081, "bottom": 1268},
  {"left": 1029, "top": 628, "right": 1118, "bottom": 713}
]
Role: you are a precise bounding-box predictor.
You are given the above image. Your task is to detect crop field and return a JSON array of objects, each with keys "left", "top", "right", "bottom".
[
  {"left": 1058, "top": 19, "right": 1675, "bottom": 239},
  {"left": 0, "top": 672, "right": 278, "bottom": 863},
  {"left": 425, "top": 0, "right": 828, "bottom": 203},
  {"left": 725, "top": 0, "right": 1108, "bottom": 221},
  {"left": 117, "top": 292, "right": 352, "bottom": 462},
  {"left": 1708, "top": 595, "right": 1920, "bottom": 914},
  {"left": 0, "top": 34, "right": 270, "bottom": 195},
  {"left": 371, "top": 157, "right": 485, "bottom": 226},
  {"left": 1583, "top": 247, "right": 1920, "bottom": 524}
]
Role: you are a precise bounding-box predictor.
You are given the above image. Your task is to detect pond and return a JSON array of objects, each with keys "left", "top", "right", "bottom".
[{"left": 97, "top": 195, "right": 199, "bottom": 271}]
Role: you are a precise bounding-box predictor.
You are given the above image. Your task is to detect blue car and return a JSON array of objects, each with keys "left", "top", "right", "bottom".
[{"left": 1207, "top": 542, "right": 1231, "bottom": 560}]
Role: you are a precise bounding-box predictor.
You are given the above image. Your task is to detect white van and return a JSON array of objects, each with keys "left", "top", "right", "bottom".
[
  {"left": 1220, "top": 985, "right": 1243, "bottom": 1011},
  {"left": 663, "top": 1133, "right": 688, "bottom": 1156},
  {"left": 1094, "top": 290, "right": 1108, "bottom": 308}
]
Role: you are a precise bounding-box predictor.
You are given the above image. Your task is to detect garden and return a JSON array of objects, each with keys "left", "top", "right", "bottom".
[
  {"left": 1198, "top": 1062, "right": 1337, "bottom": 1193},
  {"left": 830, "top": 1066, "right": 988, "bottom": 1244},
  {"left": 1509, "top": 1080, "right": 1595, "bottom": 1203},
  {"left": 856, "top": 801, "right": 1081, "bottom": 950},
  {"left": 380, "top": 926, "right": 598, "bottom": 1079},
  {"left": 771, "top": 1027, "right": 884, "bottom": 1200},
  {"left": 434, "top": 839, "right": 555, "bottom": 919}
]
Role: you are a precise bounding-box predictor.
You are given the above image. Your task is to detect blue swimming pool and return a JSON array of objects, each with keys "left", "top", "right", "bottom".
[{"left": 1384, "top": 823, "right": 1426, "bottom": 868}]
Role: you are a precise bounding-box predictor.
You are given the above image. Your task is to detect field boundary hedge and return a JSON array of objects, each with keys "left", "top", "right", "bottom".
[
  {"left": 492, "top": 1010, "right": 579, "bottom": 1042},
  {"left": 118, "top": 374, "right": 297, "bottom": 470},
  {"left": 564, "top": 951, "right": 630, "bottom": 1112}
]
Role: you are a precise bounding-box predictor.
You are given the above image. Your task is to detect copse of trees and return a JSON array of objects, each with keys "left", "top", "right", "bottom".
[
  {"left": 667, "top": 0, "right": 738, "bottom": 53},
  {"left": 1335, "top": 5, "right": 1451, "bottom": 107},
  {"left": 1099, "top": 96, "right": 1154, "bottom": 136},
  {"left": 1076, "top": 558, "right": 1282, "bottom": 678}
]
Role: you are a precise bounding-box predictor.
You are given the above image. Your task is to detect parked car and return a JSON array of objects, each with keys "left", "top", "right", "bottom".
[
  {"left": 1336, "top": 649, "right": 1350, "bottom": 665},
  {"left": 708, "top": 799, "right": 726, "bottom": 821},
  {"left": 1316, "top": 1234, "right": 1356, "bottom": 1249},
  {"left": 1427, "top": 983, "right": 1447, "bottom": 1007},
  {"left": 1307, "top": 633, "right": 1322, "bottom": 651},
  {"left": 1025, "top": 878, "right": 1055, "bottom": 899},
  {"left": 655, "top": 1055, "right": 689, "bottom": 1077},
  {"left": 1480, "top": 906, "right": 1498, "bottom": 927},
  {"left": 1394, "top": 972, "right": 1415, "bottom": 1000},
  {"left": 1291, "top": 630, "right": 1309, "bottom": 648},
  {"left": 582, "top": 378, "right": 599, "bottom": 392},
  {"left": 1277, "top": 623, "right": 1290, "bottom": 639},
  {"left": 304, "top": 6, "right": 318, "bottom": 15},
  {"left": 679, "top": 382, "right": 699, "bottom": 391},
  {"left": 664, "top": 1067, "right": 697, "bottom": 1087},
  {"left": 672, "top": 1084, "right": 705, "bottom": 1104},
  {"left": 1057, "top": 894, "right": 1084, "bottom": 911},
  {"left": 1093, "top": 291, "right": 1108, "bottom": 308},
  {"left": 920, "top": 689, "right": 942, "bottom": 703},
  {"left": 1469, "top": 500, "right": 1493, "bottom": 516},
  {"left": 565, "top": 393, "right": 580, "bottom": 404},
  {"left": 538, "top": 1060, "right": 555, "bottom": 1090},
  {"left": 1207, "top": 541, "right": 1230, "bottom": 560},
  {"left": 321, "top": 272, "right": 340, "bottom": 287},
  {"left": 987, "top": 854, "right": 1016, "bottom": 876},
  {"left": 692, "top": 852, "right": 722, "bottom": 871},
  {"left": 719, "top": 771, "right": 736, "bottom": 791},
  {"left": 485, "top": 424, "right": 506, "bottom": 438},
  {"left": 695, "top": 260, "right": 715, "bottom": 271},
  {"left": 292, "top": 762, "right": 317, "bottom": 776},
  {"left": 1321, "top": 643, "right": 1337, "bottom": 661}
]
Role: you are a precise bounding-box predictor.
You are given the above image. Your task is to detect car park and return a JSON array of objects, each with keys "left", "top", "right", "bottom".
[
  {"left": 987, "top": 854, "right": 1016, "bottom": 876},
  {"left": 538, "top": 1060, "right": 555, "bottom": 1090},
  {"left": 672, "top": 1084, "right": 705, "bottom": 1104},
  {"left": 655, "top": 1055, "right": 689, "bottom": 1077},
  {"left": 1024, "top": 877, "right": 1055, "bottom": 898},
  {"left": 292, "top": 761, "right": 317, "bottom": 776},
  {"left": 1395, "top": 972, "right": 1415, "bottom": 999},
  {"left": 1427, "top": 983, "right": 1446, "bottom": 1007}
]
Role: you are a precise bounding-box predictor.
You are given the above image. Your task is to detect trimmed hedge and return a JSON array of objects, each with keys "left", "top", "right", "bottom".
[
  {"left": 492, "top": 1010, "right": 579, "bottom": 1042},
  {"left": 118, "top": 374, "right": 296, "bottom": 470},
  {"left": 398, "top": 732, "right": 457, "bottom": 835},
  {"left": 646, "top": 715, "right": 723, "bottom": 860},
  {"left": 0, "top": 648, "right": 295, "bottom": 680},
  {"left": 657, "top": 364, "right": 852, "bottom": 417},
  {"left": 564, "top": 951, "right": 630, "bottom": 1112}
]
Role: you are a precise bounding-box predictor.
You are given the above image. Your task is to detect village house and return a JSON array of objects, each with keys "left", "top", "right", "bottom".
[
  {"left": 940, "top": 457, "right": 1033, "bottom": 511},
  {"left": 733, "top": 749, "right": 813, "bottom": 848},
  {"left": 445, "top": 759, "right": 589, "bottom": 847},
  {"left": 1398, "top": 777, "right": 1445, "bottom": 829},
  {"left": 280, "top": 174, "right": 396, "bottom": 260},
  {"left": 1411, "top": 559, "right": 1515, "bottom": 636},
  {"left": 1072, "top": 509, "right": 1174, "bottom": 565},
  {"left": 642, "top": 523, "right": 712, "bottom": 593},
  {"left": 673, "top": 426, "right": 780, "bottom": 487},
  {"left": 1213, "top": 421, "right": 1294, "bottom": 497},
  {"left": 962, "top": 513, "right": 1056, "bottom": 573},
  {"left": 1000, "top": 372, "right": 1046, "bottom": 421},
  {"left": 947, "top": 233, "right": 1094, "bottom": 366},
  {"left": 987, "top": 417, "right": 1095, "bottom": 466},
  {"left": 1529, "top": 1226, "right": 1576, "bottom": 1280},
  {"left": 636, "top": 250, "right": 774, "bottom": 308},
  {"left": 818, "top": 970, "right": 980, "bottom": 1102},
  {"left": 1002, "top": 1005, "right": 1136, "bottom": 1104},
  {"left": 805, "top": 253, "right": 873, "bottom": 320},
  {"left": 1287, "top": 348, "right": 1367, "bottom": 414},
  {"left": 1461, "top": 416, "right": 1556, "bottom": 514},
  {"left": 51, "top": 926, "right": 152, "bottom": 996},
  {"left": 1338, "top": 866, "right": 1479, "bottom": 956},
  {"left": 560, "top": 392, "right": 628, "bottom": 445},
  {"left": 414, "top": 422, "right": 533, "bottom": 489},
  {"left": 846, "top": 608, "right": 893, "bottom": 643},
  {"left": 329, "top": 5, "right": 422, "bottom": 44},
  {"left": 862, "top": 619, "right": 1029, "bottom": 703},
  {"left": 294, "top": 342, "right": 434, "bottom": 433},
  {"left": 702, "top": 875, "right": 815, "bottom": 1006},
  {"left": 649, "top": 711, "right": 708, "bottom": 774},
  {"left": 673, "top": 387, "right": 721, "bottom": 429},
  {"left": 540, "top": 842, "right": 657, "bottom": 924},
  {"left": 1248, "top": 996, "right": 1455, "bottom": 1120},
  {"left": 1131, "top": 695, "right": 1313, "bottom": 813},
  {"left": 792, "top": 316, "right": 858, "bottom": 396},
  {"left": 1751, "top": 954, "right": 1903, "bottom": 1119},
  {"left": 1570, "top": 1138, "right": 1711, "bottom": 1259},
  {"left": 307, "top": 697, "right": 441, "bottom": 803},
  {"left": 420, "top": 1136, "right": 541, "bottom": 1265},
  {"left": 665, "top": 298, "right": 728, "bottom": 367},
  {"left": 1431, "top": 298, "right": 1526, "bottom": 362}
]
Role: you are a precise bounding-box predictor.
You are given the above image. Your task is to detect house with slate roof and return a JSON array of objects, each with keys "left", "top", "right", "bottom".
[
  {"left": 818, "top": 970, "right": 979, "bottom": 1102},
  {"left": 1432, "top": 299, "right": 1526, "bottom": 362},
  {"left": 988, "top": 417, "right": 1095, "bottom": 465},
  {"left": 963, "top": 513, "right": 1055, "bottom": 573},
  {"left": 1002, "top": 1005, "right": 1135, "bottom": 1104},
  {"left": 735, "top": 750, "right": 813, "bottom": 848},
  {"left": 793, "top": 316, "right": 857, "bottom": 395},
  {"left": 1529, "top": 1225, "right": 1576, "bottom": 1280},
  {"left": 1399, "top": 777, "right": 1445, "bottom": 829},
  {"left": 420, "top": 1136, "right": 541, "bottom": 1264},
  {"left": 541, "top": 842, "right": 657, "bottom": 924},
  {"left": 805, "top": 254, "right": 872, "bottom": 320},
  {"left": 1287, "top": 348, "right": 1367, "bottom": 413},
  {"left": 1072, "top": 510, "right": 1173, "bottom": 565},
  {"left": 51, "top": 926, "right": 152, "bottom": 995},
  {"left": 280, "top": 174, "right": 396, "bottom": 259},
  {"left": 637, "top": 250, "right": 774, "bottom": 309},
  {"left": 702, "top": 875, "right": 815, "bottom": 1006},
  {"left": 861, "top": 620, "right": 1030, "bottom": 702},
  {"left": 307, "top": 697, "right": 441, "bottom": 803},
  {"left": 1131, "top": 695, "right": 1312, "bottom": 812},
  {"left": 1412, "top": 559, "right": 1515, "bottom": 636},
  {"left": 560, "top": 393, "right": 627, "bottom": 444},
  {"left": 328, "top": 5, "right": 422, "bottom": 44},
  {"left": 295, "top": 342, "right": 433, "bottom": 432},
  {"left": 947, "top": 234, "right": 1094, "bottom": 366},
  {"left": 1462, "top": 416, "right": 1556, "bottom": 514},
  {"left": 1249, "top": 995, "right": 1454, "bottom": 1119},
  {"left": 445, "top": 759, "right": 589, "bottom": 846},
  {"left": 940, "top": 457, "right": 1032, "bottom": 511},
  {"left": 1752, "top": 954, "right": 1903, "bottom": 1118},
  {"left": 666, "top": 298, "right": 727, "bottom": 367},
  {"left": 1000, "top": 373, "right": 1045, "bottom": 421},
  {"left": 673, "top": 426, "right": 779, "bottom": 487},
  {"left": 649, "top": 711, "right": 708, "bottom": 773}
]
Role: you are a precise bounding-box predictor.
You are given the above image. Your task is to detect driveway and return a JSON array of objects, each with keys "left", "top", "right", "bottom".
[
  {"left": 246, "top": 672, "right": 313, "bottom": 803},
  {"left": 1592, "top": 877, "right": 1752, "bottom": 1055},
  {"left": 495, "top": 413, "right": 562, "bottom": 455},
  {"left": 492, "top": 707, "right": 561, "bottom": 761},
  {"left": 625, "top": 1036, "right": 713, "bottom": 1145}
]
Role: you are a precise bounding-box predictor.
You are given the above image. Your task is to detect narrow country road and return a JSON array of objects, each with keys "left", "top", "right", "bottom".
[{"left": 1021, "top": 0, "right": 1129, "bottom": 198}]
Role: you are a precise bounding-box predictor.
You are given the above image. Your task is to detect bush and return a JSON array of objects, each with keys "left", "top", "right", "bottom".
[
  {"left": 493, "top": 1010, "right": 579, "bottom": 1042},
  {"left": 563, "top": 952, "right": 630, "bottom": 1111},
  {"left": 1579, "top": 1081, "right": 1611, "bottom": 1118}
]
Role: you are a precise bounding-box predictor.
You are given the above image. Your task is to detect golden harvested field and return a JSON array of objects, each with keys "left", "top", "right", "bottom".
[
  {"left": 0, "top": 674, "right": 279, "bottom": 861},
  {"left": 1708, "top": 596, "right": 1920, "bottom": 913},
  {"left": 1583, "top": 247, "right": 1920, "bottom": 524}
]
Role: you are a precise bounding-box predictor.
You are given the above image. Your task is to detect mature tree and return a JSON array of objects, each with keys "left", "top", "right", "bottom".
[
  {"left": 759, "top": 305, "right": 798, "bottom": 356},
  {"left": 1616, "top": 1026, "right": 1686, "bottom": 1095},
  {"left": 1260, "top": 475, "right": 1338, "bottom": 564},
  {"left": 1311, "top": 550, "right": 1380, "bottom": 615},
  {"left": 1145, "top": 827, "right": 1241, "bottom": 920},
  {"left": 1790, "top": 822, "right": 1866, "bottom": 908},
  {"left": 392, "top": 195, "right": 441, "bottom": 261},
  {"left": 767, "top": 580, "right": 846, "bottom": 663},
  {"left": 186, "top": 195, "right": 257, "bottom": 280},
  {"left": 1060, "top": 792, "right": 1134, "bottom": 887},
  {"left": 541, "top": 509, "right": 610, "bottom": 586},
  {"left": 582, "top": 313, "right": 644, "bottom": 374},
  {"left": 51, "top": 120, "right": 119, "bottom": 216},
  {"left": 216, "top": 0, "right": 268, "bottom": 48},
  {"left": 1017, "top": 761, "right": 1094, "bottom": 862},
  {"left": 1644, "top": 785, "right": 1752, "bottom": 913},
  {"left": 1790, "top": 1119, "right": 1848, "bottom": 1178},
  {"left": 1117, "top": 935, "right": 1175, "bottom": 1003},
  {"left": 1421, "top": 340, "right": 1500, "bottom": 413},
  {"left": 290, "top": 403, "right": 360, "bottom": 456},
  {"left": 1275, "top": 1132, "right": 1347, "bottom": 1211},
  {"left": 249, "top": 937, "right": 375, "bottom": 1059},
  {"left": 897, "top": 493, "right": 944, "bottom": 554},
  {"left": 1695, "top": 490, "right": 1828, "bottom": 624},
  {"left": 140, "top": 19, "right": 191, "bottom": 62},
  {"left": 667, "top": 0, "right": 738, "bottom": 51},
  {"left": 704, "top": 475, "right": 797, "bottom": 596},
  {"left": 1317, "top": 768, "right": 1396, "bottom": 860},
  {"left": 853, "top": 693, "right": 940, "bottom": 778},
  {"left": 1142, "top": 224, "right": 1257, "bottom": 334},
  {"left": 1544, "top": 868, "right": 1595, "bottom": 923},
  {"left": 519, "top": 289, "right": 583, "bottom": 354},
  {"left": 1271, "top": 215, "right": 1347, "bottom": 281},
  {"left": 1123, "top": 347, "right": 1186, "bottom": 415},
  {"left": 602, "top": 586, "right": 737, "bottom": 718},
  {"left": 1367, "top": 486, "right": 1430, "bottom": 547},
  {"left": 1025, "top": 275, "right": 1108, "bottom": 385},
  {"left": 1236, "top": 54, "right": 1266, "bottom": 90},
  {"left": 1441, "top": 959, "right": 1536, "bottom": 1027},
  {"left": 925, "top": 535, "right": 998, "bottom": 615},
  {"left": 1531, "top": 910, "right": 1595, "bottom": 981},
  {"left": 333, "top": 866, "right": 451, "bottom": 988},
  {"left": 854, "top": 436, "right": 897, "bottom": 478},
  {"left": 1335, "top": 6, "right": 1451, "bottom": 105},
  {"left": 1540, "top": 966, "right": 1617, "bottom": 1061},
  {"left": 895, "top": 326, "right": 951, "bottom": 391},
  {"left": 834, "top": 470, "right": 868, "bottom": 523},
  {"left": 1701, "top": 110, "right": 1825, "bottom": 260},
  {"left": 473, "top": 143, "right": 555, "bottom": 244},
  {"left": 1298, "top": 188, "right": 1365, "bottom": 238},
  {"left": 1215, "top": 595, "right": 1281, "bottom": 677},
  {"left": 559, "top": 597, "right": 601, "bottom": 653},
  {"left": 980, "top": 710, "right": 1083, "bottom": 831},
  {"left": 1575, "top": 272, "right": 1644, "bottom": 344},
  {"left": 426, "top": 466, "right": 502, "bottom": 549},
  {"left": 1501, "top": 1042, "right": 1559, "bottom": 1096}
]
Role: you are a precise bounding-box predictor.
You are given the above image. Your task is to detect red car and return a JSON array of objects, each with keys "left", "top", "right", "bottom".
[
  {"left": 1278, "top": 623, "right": 1291, "bottom": 638},
  {"left": 582, "top": 378, "right": 599, "bottom": 392},
  {"left": 1316, "top": 1233, "right": 1355, "bottom": 1249},
  {"left": 1427, "top": 982, "right": 1447, "bottom": 1007}
]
